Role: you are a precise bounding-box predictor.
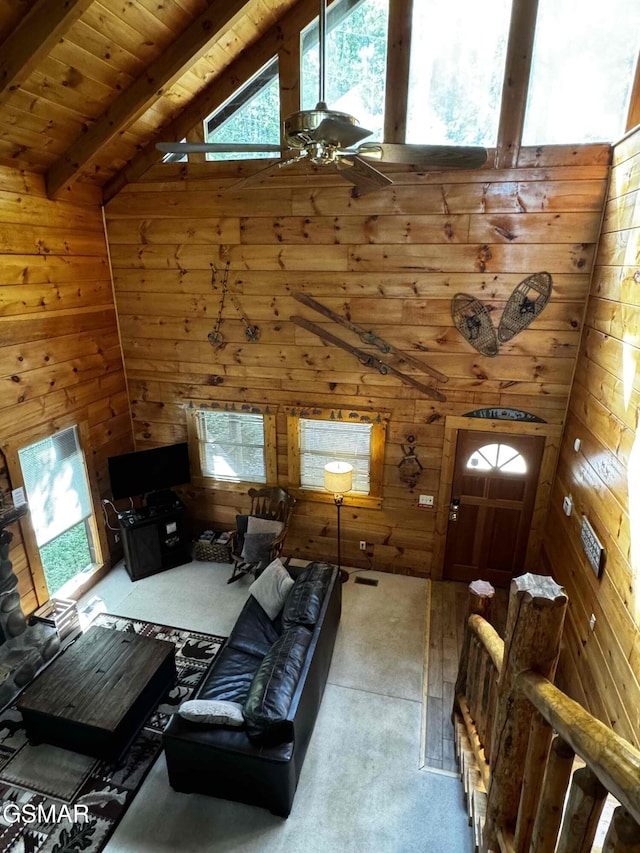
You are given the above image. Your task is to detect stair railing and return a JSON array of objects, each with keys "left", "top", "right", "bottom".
[{"left": 453, "top": 572, "right": 640, "bottom": 853}]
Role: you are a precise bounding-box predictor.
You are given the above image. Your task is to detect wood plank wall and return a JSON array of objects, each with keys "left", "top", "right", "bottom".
[
  {"left": 0, "top": 166, "right": 132, "bottom": 613},
  {"left": 105, "top": 148, "right": 608, "bottom": 576},
  {"left": 540, "top": 127, "right": 640, "bottom": 750}
]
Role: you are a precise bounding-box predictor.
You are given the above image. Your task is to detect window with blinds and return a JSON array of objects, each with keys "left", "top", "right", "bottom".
[
  {"left": 19, "top": 426, "right": 92, "bottom": 548},
  {"left": 17, "top": 423, "right": 100, "bottom": 596},
  {"left": 195, "top": 410, "right": 267, "bottom": 483},
  {"left": 299, "top": 419, "right": 373, "bottom": 493},
  {"left": 287, "top": 408, "right": 387, "bottom": 506}
]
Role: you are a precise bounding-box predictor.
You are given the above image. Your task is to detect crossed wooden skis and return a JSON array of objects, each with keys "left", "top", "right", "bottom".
[{"left": 290, "top": 293, "right": 447, "bottom": 402}]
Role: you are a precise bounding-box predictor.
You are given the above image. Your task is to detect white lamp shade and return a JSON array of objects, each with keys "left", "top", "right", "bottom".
[{"left": 324, "top": 461, "right": 353, "bottom": 495}]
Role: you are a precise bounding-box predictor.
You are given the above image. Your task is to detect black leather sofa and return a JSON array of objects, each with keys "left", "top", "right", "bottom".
[{"left": 163, "top": 562, "right": 341, "bottom": 817}]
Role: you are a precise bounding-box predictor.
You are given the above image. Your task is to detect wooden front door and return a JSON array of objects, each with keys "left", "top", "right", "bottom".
[{"left": 443, "top": 430, "right": 544, "bottom": 587}]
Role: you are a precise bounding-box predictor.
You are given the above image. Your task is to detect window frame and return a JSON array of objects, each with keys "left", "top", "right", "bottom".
[
  {"left": 186, "top": 402, "right": 277, "bottom": 491},
  {"left": 3, "top": 418, "right": 107, "bottom": 607},
  {"left": 466, "top": 442, "right": 527, "bottom": 475},
  {"left": 286, "top": 406, "right": 387, "bottom": 509}
]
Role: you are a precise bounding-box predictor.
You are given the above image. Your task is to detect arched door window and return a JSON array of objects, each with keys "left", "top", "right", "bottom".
[{"left": 466, "top": 442, "right": 526, "bottom": 474}]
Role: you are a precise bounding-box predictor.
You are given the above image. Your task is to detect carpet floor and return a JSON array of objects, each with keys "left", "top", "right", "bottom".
[
  {"left": 79, "top": 561, "right": 474, "bottom": 853},
  {"left": 0, "top": 614, "right": 225, "bottom": 853}
]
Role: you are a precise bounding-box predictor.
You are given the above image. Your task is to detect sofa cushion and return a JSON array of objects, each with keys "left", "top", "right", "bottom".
[
  {"left": 198, "top": 645, "right": 262, "bottom": 705},
  {"left": 249, "top": 558, "right": 294, "bottom": 620},
  {"left": 281, "top": 562, "right": 335, "bottom": 630},
  {"left": 227, "top": 594, "right": 282, "bottom": 659},
  {"left": 243, "top": 625, "right": 312, "bottom": 745},
  {"left": 178, "top": 699, "right": 244, "bottom": 726}
]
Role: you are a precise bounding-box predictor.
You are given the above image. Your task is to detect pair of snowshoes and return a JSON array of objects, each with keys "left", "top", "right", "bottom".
[{"left": 451, "top": 272, "right": 552, "bottom": 357}]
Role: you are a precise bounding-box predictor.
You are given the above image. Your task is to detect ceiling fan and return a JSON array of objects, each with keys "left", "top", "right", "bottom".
[{"left": 156, "top": 0, "right": 488, "bottom": 195}]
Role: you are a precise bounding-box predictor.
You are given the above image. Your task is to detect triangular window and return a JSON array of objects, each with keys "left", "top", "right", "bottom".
[{"left": 203, "top": 56, "right": 281, "bottom": 160}]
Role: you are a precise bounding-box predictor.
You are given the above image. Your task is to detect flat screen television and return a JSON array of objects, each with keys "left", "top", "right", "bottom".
[{"left": 107, "top": 442, "right": 191, "bottom": 501}]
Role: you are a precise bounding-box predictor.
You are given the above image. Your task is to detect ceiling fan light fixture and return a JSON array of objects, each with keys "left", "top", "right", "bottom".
[{"left": 283, "top": 102, "right": 369, "bottom": 152}]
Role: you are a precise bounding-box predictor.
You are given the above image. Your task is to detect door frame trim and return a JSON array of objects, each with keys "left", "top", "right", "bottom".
[{"left": 432, "top": 416, "right": 563, "bottom": 581}]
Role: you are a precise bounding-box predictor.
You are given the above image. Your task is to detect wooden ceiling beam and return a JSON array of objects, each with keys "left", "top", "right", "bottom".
[
  {"left": 494, "top": 0, "right": 539, "bottom": 169},
  {"left": 103, "top": 0, "right": 321, "bottom": 203},
  {"left": 279, "top": 33, "right": 301, "bottom": 132},
  {"left": 45, "top": 0, "right": 255, "bottom": 199},
  {"left": 383, "top": 0, "right": 412, "bottom": 144},
  {"left": 0, "top": 0, "right": 94, "bottom": 107}
]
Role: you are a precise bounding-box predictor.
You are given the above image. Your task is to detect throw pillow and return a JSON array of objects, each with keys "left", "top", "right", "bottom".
[
  {"left": 249, "top": 557, "right": 294, "bottom": 620},
  {"left": 241, "top": 531, "right": 277, "bottom": 564},
  {"left": 246, "top": 516, "right": 284, "bottom": 537},
  {"left": 178, "top": 698, "right": 244, "bottom": 726},
  {"left": 236, "top": 516, "right": 284, "bottom": 560}
]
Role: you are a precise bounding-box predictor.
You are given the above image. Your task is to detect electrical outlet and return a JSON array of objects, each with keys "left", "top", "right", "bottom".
[
  {"left": 418, "top": 494, "right": 434, "bottom": 508},
  {"left": 359, "top": 540, "right": 367, "bottom": 550},
  {"left": 589, "top": 613, "right": 597, "bottom": 631}
]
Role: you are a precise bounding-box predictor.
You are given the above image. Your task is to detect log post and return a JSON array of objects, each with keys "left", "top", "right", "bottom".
[
  {"left": 475, "top": 649, "right": 491, "bottom": 747},
  {"left": 514, "top": 710, "right": 554, "bottom": 852},
  {"left": 556, "top": 766, "right": 608, "bottom": 853},
  {"left": 484, "top": 666, "right": 498, "bottom": 764},
  {"left": 454, "top": 579, "right": 495, "bottom": 700},
  {"left": 602, "top": 806, "right": 640, "bottom": 852},
  {"left": 483, "top": 573, "right": 567, "bottom": 848},
  {"left": 530, "top": 736, "right": 575, "bottom": 853}
]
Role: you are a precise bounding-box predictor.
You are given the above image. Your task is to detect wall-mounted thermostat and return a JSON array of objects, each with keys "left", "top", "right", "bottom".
[{"left": 580, "top": 516, "right": 605, "bottom": 578}]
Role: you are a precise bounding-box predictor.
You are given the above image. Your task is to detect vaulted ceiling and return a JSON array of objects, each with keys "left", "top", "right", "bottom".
[
  {"left": 0, "top": 0, "right": 304, "bottom": 198},
  {"left": 1, "top": 0, "right": 638, "bottom": 204}
]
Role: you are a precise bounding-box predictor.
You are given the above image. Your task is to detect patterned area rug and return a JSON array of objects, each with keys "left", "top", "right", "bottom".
[{"left": 0, "top": 614, "right": 225, "bottom": 853}]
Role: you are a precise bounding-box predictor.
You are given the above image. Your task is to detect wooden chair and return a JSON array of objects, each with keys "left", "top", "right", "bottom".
[{"left": 227, "top": 486, "right": 296, "bottom": 584}]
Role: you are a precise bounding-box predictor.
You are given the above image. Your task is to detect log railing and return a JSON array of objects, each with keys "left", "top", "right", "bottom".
[{"left": 453, "top": 572, "right": 640, "bottom": 853}]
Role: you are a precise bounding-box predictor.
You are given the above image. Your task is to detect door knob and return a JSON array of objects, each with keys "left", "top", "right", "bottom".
[{"left": 449, "top": 498, "right": 460, "bottom": 521}]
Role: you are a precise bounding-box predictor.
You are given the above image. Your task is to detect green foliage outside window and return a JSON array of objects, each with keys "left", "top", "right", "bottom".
[
  {"left": 39, "top": 522, "right": 92, "bottom": 596},
  {"left": 302, "top": 0, "right": 389, "bottom": 139},
  {"left": 205, "top": 59, "right": 281, "bottom": 160}
]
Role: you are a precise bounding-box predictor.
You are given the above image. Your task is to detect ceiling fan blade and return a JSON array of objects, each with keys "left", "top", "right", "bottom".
[
  {"left": 156, "top": 142, "right": 286, "bottom": 154},
  {"left": 336, "top": 154, "right": 393, "bottom": 196},
  {"left": 226, "top": 152, "right": 309, "bottom": 191},
  {"left": 314, "top": 115, "right": 372, "bottom": 149},
  {"left": 357, "top": 142, "right": 488, "bottom": 168}
]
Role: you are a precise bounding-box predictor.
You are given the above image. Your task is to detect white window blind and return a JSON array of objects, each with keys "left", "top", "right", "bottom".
[
  {"left": 196, "top": 410, "right": 266, "bottom": 483},
  {"left": 299, "top": 419, "right": 372, "bottom": 493},
  {"left": 18, "top": 426, "right": 92, "bottom": 547}
]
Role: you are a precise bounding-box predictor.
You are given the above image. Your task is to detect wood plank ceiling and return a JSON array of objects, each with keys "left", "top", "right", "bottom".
[
  {"left": 0, "top": 0, "right": 300, "bottom": 195},
  {"left": 0, "top": 0, "right": 639, "bottom": 202}
]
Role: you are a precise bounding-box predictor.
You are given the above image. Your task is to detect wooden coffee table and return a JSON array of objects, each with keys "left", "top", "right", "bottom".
[{"left": 17, "top": 625, "right": 176, "bottom": 761}]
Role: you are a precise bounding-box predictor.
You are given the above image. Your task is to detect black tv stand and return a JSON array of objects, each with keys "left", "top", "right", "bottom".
[{"left": 118, "top": 499, "right": 192, "bottom": 581}]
